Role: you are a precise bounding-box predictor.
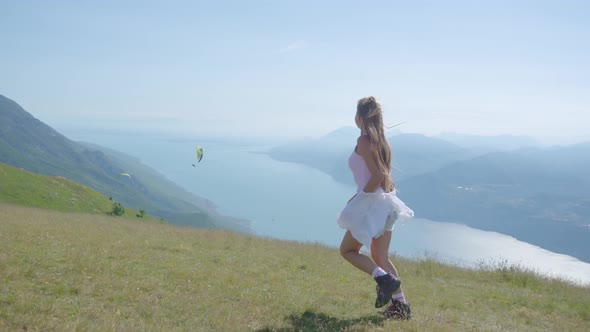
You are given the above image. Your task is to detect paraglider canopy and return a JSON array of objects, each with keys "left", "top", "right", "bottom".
[
  {"left": 197, "top": 145, "right": 203, "bottom": 162},
  {"left": 193, "top": 146, "right": 204, "bottom": 167},
  {"left": 196, "top": 146, "right": 204, "bottom": 162},
  {"left": 118, "top": 172, "right": 131, "bottom": 178}
]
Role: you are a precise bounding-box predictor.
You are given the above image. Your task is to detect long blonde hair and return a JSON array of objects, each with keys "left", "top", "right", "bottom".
[{"left": 357, "top": 96, "right": 394, "bottom": 192}]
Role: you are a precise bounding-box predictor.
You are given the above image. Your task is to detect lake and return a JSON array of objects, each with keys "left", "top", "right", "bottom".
[{"left": 69, "top": 131, "right": 590, "bottom": 285}]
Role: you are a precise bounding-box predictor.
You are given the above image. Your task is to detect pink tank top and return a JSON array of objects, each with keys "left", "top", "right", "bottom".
[{"left": 348, "top": 147, "right": 385, "bottom": 194}]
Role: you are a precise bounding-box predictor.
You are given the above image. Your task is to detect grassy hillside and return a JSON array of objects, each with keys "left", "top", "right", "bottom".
[
  {"left": 0, "top": 162, "right": 150, "bottom": 220},
  {"left": 77, "top": 142, "right": 250, "bottom": 232},
  {"left": 78, "top": 142, "right": 217, "bottom": 213},
  {"left": 0, "top": 94, "right": 248, "bottom": 231},
  {"left": 1, "top": 205, "right": 589, "bottom": 331}
]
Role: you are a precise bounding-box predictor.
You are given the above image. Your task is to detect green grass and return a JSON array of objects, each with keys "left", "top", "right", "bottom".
[
  {"left": 0, "top": 162, "right": 152, "bottom": 220},
  {"left": 1, "top": 205, "right": 589, "bottom": 331}
]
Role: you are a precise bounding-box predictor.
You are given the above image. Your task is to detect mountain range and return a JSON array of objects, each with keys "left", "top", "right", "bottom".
[
  {"left": 269, "top": 127, "right": 590, "bottom": 263},
  {"left": 3, "top": 92, "right": 588, "bottom": 262},
  {"left": 0, "top": 94, "right": 249, "bottom": 232}
]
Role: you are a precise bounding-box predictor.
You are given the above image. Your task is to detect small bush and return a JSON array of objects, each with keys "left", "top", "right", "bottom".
[{"left": 107, "top": 202, "right": 125, "bottom": 216}]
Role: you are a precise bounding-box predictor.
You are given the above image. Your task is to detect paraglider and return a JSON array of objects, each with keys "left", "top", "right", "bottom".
[
  {"left": 196, "top": 146, "right": 203, "bottom": 162},
  {"left": 192, "top": 145, "right": 204, "bottom": 167},
  {"left": 118, "top": 172, "right": 131, "bottom": 178}
]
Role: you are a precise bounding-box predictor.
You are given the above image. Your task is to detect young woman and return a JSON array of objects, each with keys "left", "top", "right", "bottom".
[{"left": 337, "top": 96, "right": 414, "bottom": 319}]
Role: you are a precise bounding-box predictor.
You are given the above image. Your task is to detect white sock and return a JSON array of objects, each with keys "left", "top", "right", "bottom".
[
  {"left": 392, "top": 291, "right": 407, "bottom": 303},
  {"left": 372, "top": 267, "right": 387, "bottom": 278}
]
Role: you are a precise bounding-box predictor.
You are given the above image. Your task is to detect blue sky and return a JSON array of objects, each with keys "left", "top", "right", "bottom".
[{"left": 1, "top": 0, "right": 589, "bottom": 144}]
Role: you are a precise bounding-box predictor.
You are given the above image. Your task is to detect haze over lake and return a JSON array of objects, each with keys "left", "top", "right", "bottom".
[{"left": 69, "top": 131, "right": 590, "bottom": 285}]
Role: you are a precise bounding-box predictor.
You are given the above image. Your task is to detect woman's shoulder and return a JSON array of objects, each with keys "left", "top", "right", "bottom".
[
  {"left": 356, "top": 135, "right": 373, "bottom": 153},
  {"left": 356, "top": 134, "right": 370, "bottom": 144}
]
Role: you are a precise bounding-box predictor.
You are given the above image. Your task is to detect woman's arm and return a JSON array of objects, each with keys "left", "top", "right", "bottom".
[{"left": 357, "top": 135, "right": 385, "bottom": 193}]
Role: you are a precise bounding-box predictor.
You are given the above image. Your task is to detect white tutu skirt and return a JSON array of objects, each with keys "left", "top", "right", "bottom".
[{"left": 337, "top": 191, "right": 414, "bottom": 248}]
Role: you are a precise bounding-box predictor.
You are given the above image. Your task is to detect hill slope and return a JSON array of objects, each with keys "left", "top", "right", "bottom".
[
  {"left": 76, "top": 142, "right": 249, "bottom": 231},
  {"left": 1, "top": 205, "right": 589, "bottom": 331},
  {"left": 0, "top": 94, "right": 248, "bottom": 231},
  {"left": 398, "top": 145, "right": 590, "bottom": 262},
  {"left": 0, "top": 162, "right": 152, "bottom": 220}
]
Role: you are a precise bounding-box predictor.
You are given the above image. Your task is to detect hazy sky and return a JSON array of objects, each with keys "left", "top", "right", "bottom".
[{"left": 1, "top": 1, "right": 589, "bottom": 144}]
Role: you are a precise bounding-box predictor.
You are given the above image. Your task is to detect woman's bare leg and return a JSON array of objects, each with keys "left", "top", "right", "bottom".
[
  {"left": 371, "top": 231, "right": 403, "bottom": 294},
  {"left": 340, "top": 230, "right": 377, "bottom": 275}
]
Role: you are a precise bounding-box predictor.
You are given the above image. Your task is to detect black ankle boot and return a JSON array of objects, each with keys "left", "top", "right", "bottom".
[
  {"left": 374, "top": 273, "right": 401, "bottom": 308},
  {"left": 383, "top": 299, "right": 412, "bottom": 320}
]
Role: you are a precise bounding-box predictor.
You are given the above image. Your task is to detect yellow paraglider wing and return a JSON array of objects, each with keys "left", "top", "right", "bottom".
[{"left": 196, "top": 146, "right": 204, "bottom": 162}]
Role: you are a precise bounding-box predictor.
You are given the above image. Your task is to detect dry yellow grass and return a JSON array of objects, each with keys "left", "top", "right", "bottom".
[{"left": 1, "top": 204, "right": 589, "bottom": 331}]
